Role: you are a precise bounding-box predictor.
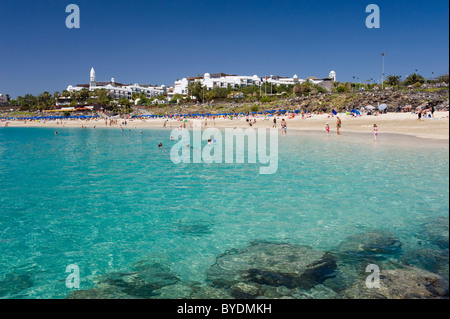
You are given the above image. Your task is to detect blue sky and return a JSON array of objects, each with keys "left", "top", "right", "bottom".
[{"left": 0, "top": 0, "right": 448, "bottom": 98}]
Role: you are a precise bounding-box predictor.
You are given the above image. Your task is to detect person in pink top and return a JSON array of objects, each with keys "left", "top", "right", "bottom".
[{"left": 373, "top": 124, "right": 379, "bottom": 141}]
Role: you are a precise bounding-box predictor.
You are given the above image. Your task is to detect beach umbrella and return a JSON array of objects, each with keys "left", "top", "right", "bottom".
[
  {"left": 351, "top": 109, "right": 361, "bottom": 115},
  {"left": 366, "top": 105, "right": 376, "bottom": 110},
  {"left": 378, "top": 104, "right": 387, "bottom": 111}
]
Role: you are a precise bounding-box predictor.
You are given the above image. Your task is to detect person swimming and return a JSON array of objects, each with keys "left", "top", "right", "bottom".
[{"left": 158, "top": 143, "right": 163, "bottom": 148}]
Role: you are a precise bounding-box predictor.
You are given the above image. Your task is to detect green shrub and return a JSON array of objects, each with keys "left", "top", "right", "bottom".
[
  {"left": 336, "top": 86, "right": 346, "bottom": 93},
  {"left": 260, "top": 96, "right": 271, "bottom": 103}
]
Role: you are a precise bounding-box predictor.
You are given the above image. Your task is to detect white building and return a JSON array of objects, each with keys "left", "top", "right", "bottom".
[
  {"left": 173, "top": 73, "right": 265, "bottom": 95},
  {"left": 171, "top": 71, "right": 335, "bottom": 97},
  {"left": 0, "top": 94, "right": 7, "bottom": 106},
  {"left": 66, "top": 67, "right": 166, "bottom": 100}
]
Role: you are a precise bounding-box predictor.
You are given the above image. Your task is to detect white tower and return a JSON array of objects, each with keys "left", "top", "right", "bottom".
[
  {"left": 329, "top": 70, "right": 336, "bottom": 82},
  {"left": 89, "top": 67, "right": 96, "bottom": 89}
]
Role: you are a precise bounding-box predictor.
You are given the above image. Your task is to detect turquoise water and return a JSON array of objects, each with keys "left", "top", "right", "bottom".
[{"left": 0, "top": 127, "right": 448, "bottom": 298}]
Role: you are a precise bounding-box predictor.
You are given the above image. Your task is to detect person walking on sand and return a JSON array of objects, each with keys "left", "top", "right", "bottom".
[
  {"left": 417, "top": 109, "right": 422, "bottom": 121},
  {"left": 336, "top": 117, "right": 342, "bottom": 135},
  {"left": 325, "top": 122, "right": 330, "bottom": 136},
  {"left": 273, "top": 118, "right": 277, "bottom": 128},
  {"left": 373, "top": 124, "right": 379, "bottom": 141}
]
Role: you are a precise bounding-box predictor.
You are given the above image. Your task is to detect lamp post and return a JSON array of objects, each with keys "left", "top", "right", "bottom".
[{"left": 381, "top": 53, "right": 386, "bottom": 91}]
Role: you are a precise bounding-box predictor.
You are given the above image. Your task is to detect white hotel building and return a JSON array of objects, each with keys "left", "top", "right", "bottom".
[
  {"left": 62, "top": 68, "right": 336, "bottom": 105},
  {"left": 171, "top": 71, "right": 336, "bottom": 96},
  {"left": 66, "top": 68, "right": 167, "bottom": 100}
]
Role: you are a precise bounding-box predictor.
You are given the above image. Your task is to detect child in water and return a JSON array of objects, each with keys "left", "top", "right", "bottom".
[{"left": 325, "top": 122, "right": 330, "bottom": 136}]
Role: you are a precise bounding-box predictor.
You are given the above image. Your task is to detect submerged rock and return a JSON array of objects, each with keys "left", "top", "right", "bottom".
[
  {"left": 190, "top": 284, "right": 234, "bottom": 299},
  {"left": 206, "top": 241, "right": 337, "bottom": 293},
  {"left": 341, "top": 266, "right": 449, "bottom": 299},
  {"left": 419, "top": 216, "right": 449, "bottom": 249},
  {"left": 324, "top": 230, "right": 404, "bottom": 293},
  {"left": 98, "top": 262, "right": 180, "bottom": 298},
  {"left": 67, "top": 259, "right": 180, "bottom": 299},
  {"left": 177, "top": 220, "right": 213, "bottom": 237},
  {"left": 0, "top": 273, "right": 33, "bottom": 298},
  {"left": 336, "top": 230, "right": 402, "bottom": 258},
  {"left": 402, "top": 248, "right": 449, "bottom": 280},
  {"left": 66, "top": 283, "right": 136, "bottom": 299}
]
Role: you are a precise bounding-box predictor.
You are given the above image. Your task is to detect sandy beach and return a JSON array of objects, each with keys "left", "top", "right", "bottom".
[{"left": 3, "top": 111, "right": 449, "bottom": 141}]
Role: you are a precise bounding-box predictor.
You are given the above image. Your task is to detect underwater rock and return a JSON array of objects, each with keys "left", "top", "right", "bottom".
[
  {"left": 402, "top": 248, "right": 449, "bottom": 280},
  {"left": 341, "top": 266, "right": 449, "bottom": 299},
  {"left": 190, "top": 284, "right": 234, "bottom": 299},
  {"left": 336, "top": 230, "right": 402, "bottom": 258},
  {"left": 0, "top": 273, "right": 33, "bottom": 297},
  {"left": 326, "top": 230, "right": 405, "bottom": 293},
  {"left": 150, "top": 282, "right": 194, "bottom": 299},
  {"left": 66, "top": 283, "right": 137, "bottom": 299},
  {"left": 419, "top": 216, "right": 449, "bottom": 249},
  {"left": 177, "top": 220, "right": 213, "bottom": 237},
  {"left": 98, "top": 262, "right": 180, "bottom": 298},
  {"left": 206, "top": 241, "right": 337, "bottom": 293},
  {"left": 230, "top": 282, "right": 263, "bottom": 299},
  {"left": 67, "top": 259, "right": 180, "bottom": 299}
]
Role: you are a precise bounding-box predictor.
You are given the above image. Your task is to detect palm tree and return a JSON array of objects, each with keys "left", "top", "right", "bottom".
[
  {"left": 40, "top": 91, "right": 52, "bottom": 107},
  {"left": 386, "top": 75, "right": 402, "bottom": 86},
  {"left": 404, "top": 73, "right": 425, "bottom": 86}
]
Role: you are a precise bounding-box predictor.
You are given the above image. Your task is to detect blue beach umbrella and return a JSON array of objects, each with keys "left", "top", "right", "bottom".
[{"left": 378, "top": 104, "right": 387, "bottom": 111}]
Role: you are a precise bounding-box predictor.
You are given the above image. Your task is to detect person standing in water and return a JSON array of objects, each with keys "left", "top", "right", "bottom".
[
  {"left": 281, "top": 119, "right": 287, "bottom": 135},
  {"left": 373, "top": 124, "right": 379, "bottom": 141},
  {"left": 336, "top": 117, "right": 342, "bottom": 135},
  {"left": 325, "top": 122, "right": 330, "bottom": 136}
]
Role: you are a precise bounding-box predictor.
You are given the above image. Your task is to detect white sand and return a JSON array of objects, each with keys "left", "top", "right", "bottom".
[{"left": 2, "top": 111, "right": 449, "bottom": 141}]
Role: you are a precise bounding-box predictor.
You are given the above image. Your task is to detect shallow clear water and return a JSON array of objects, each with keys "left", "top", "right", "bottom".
[{"left": 0, "top": 127, "right": 448, "bottom": 298}]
